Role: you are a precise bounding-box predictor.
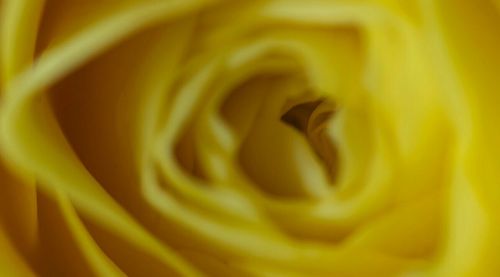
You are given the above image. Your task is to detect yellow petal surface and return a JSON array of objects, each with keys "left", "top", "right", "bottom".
[{"left": 0, "top": 0, "right": 498, "bottom": 276}]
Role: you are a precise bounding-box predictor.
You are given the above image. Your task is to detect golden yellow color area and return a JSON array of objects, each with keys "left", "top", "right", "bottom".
[{"left": 0, "top": 0, "right": 499, "bottom": 276}]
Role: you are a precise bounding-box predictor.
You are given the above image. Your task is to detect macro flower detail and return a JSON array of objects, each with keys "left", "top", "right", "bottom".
[{"left": 0, "top": 0, "right": 499, "bottom": 276}]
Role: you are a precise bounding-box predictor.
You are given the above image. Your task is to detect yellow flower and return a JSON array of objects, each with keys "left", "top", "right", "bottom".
[{"left": 0, "top": 0, "right": 499, "bottom": 276}]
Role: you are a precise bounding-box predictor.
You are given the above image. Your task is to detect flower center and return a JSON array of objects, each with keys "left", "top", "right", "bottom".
[
  {"left": 280, "top": 98, "right": 338, "bottom": 184},
  {"left": 220, "top": 73, "right": 338, "bottom": 199}
]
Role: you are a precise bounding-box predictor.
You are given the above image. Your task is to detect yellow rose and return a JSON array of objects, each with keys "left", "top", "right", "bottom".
[{"left": 1, "top": 0, "right": 499, "bottom": 276}]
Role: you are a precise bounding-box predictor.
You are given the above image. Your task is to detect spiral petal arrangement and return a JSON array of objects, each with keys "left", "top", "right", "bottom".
[{"left": 0, "top": 0, "right": 499, "bottom": 276}]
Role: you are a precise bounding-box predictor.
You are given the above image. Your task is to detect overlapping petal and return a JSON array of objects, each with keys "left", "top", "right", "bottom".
[{"left": 0, "top": 0, "right": 498, "bottom": 276}]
